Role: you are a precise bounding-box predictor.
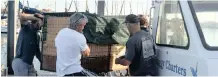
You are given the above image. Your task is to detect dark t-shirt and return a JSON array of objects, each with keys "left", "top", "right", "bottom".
[
  {"left": 140, "top": 27, "right": 148, "bottom": 32},
  {"left": 15, "top": 24, "right": 41, "bottom": 65},
  {"left": 125, "top": 30, "right": 157, "bottom": 76}
]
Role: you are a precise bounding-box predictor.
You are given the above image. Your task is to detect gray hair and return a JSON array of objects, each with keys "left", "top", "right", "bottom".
[{"left": 69, "top": 13, "right": 88, "bottom": 30}]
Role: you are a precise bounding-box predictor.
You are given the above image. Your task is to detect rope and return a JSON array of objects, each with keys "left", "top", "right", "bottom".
[
  {"left": 107, "top": 0, "right": 108, "bottom": 16},
  {"left": 68, "top": 0, "right": 74, "bottom": 12},
  {"left": 129, "top": 1, "right": 133, "bottom": 14},
  {"left": 74, "top": 1, "right": 78, "bottom": 12},
  {"left": 27, "top": 0, "right": 29, "bottom": 8},
  {"left": 86, "top": 0, "right": 89, "bottom": 12},
  {"left": 65, "top": 0, "right": 67, "bottom": 12},
  {"left": 55, "top": 0, "right": 56, "bottom": 12},
  {"left": 124, "top": 1, "right": 125, "bottom": 15},
  {"left": 141, "top": 2, "right": 145, "bottom": 15},
  {"left": 112, "top": 0, "right": 113, "bottom": 15},
  {"left": 137, "top": 0, "right": 139, "bottom": 14},
  {"left": 95, "top": 0, "right": 97, "bottom": 13},
  {"left": 23, "top": 0, "right": 25, "bottom": 7},
  {"left": 146, "top": 0, "right": 149, "bottom": 15},
  {"left": 104, "top": 0, "right": 108, "bottom": 16},
  {"left": 115, "top": 2, "right": 116, "bottom": 15},
  {"left": 119, "top": 0, "right": 125, "bottom": 16}
]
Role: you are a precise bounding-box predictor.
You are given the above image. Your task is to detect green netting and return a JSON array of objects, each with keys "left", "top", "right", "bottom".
[
  {"left": 43, "top": 12, "right": 130, "bottom": 45},
  {"left": 83, "top": 13, "right": 130, "bottom": 45}
]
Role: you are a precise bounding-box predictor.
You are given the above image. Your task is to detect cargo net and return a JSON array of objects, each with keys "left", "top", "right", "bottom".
[{"left": 41, "top": 12, "right": 128, "bottom": 74}]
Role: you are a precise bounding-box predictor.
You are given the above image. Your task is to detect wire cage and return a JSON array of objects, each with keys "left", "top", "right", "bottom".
[{"left": 40, "top": 12, "right": 128, "bottom": 74}]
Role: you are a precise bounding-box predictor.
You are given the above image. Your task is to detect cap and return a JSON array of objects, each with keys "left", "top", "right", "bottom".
[{"left": 124, "top": 14, "right": 140, "bottom": 23}]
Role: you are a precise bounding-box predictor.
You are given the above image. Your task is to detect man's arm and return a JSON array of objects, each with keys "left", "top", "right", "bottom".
[
  {"left": 19, "top": 13, "right": 39, "bottom": 24},
  {"left": 81, "top": 45, "right": 90, "bottom": 57},
  {"left": 115, "top": 40, "right": 135, "bottom": 66},
  {"left": 115, "top": 57, "right": 131, "bottom": 66},
  {"left": 78, "top": 37, "right": 90, "bottom": 57}
]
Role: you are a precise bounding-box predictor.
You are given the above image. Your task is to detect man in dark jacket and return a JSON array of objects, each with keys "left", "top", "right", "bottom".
[
  {"left": 12, "top": 13, "right": 44, "bottom": 76},
  {"left": 115, "top": 14, "right": 157, "bottom": 76}
]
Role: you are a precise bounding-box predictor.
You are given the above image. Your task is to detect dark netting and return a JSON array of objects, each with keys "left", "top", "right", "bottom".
[
  {"left": 42, "top": 12, "right": 129, "bottom": 45},
  {"left": 82, "top": 12, "right": 129, "bottom": 45}
]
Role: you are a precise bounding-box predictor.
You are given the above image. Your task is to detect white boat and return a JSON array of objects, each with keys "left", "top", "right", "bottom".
[{"left": 152, "top": 0, "right": 218, "bottom": 76}]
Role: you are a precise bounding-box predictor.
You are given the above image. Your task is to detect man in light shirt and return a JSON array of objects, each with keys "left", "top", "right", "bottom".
[{"left": 55, "top": 13, "right": 95, "bottom": 76}]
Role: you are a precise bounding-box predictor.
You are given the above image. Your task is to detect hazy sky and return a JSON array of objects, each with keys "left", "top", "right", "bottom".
[{"left": 1, "top": 0, "right": 152, "bottom": 15}]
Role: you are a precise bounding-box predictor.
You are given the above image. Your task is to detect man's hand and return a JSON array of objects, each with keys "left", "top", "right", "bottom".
[
  {"left": 20, "top": 13, "right": 38, "bottom": 24},
  {"left": 115, "top": 58, "right": 121, "bottom": 64},
  {"left": 115, "top": 58, "right": 131, "bottom": 66},
  {"left": 119, "top": 56, "right": 125, "bottom": 59},
  {"left": 34, "top": 13, "right": 44, "bottom": 19},
  {"left": 82, "top": 46, "right": 90, "bottom": 57},
  {"left": 115, "top": 55, "right": 125, "bottom": 64}
]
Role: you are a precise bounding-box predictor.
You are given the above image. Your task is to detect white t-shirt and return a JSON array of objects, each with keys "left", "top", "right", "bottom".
[{"left": 55, "top": 28, "right": 88, "bottom": 76}]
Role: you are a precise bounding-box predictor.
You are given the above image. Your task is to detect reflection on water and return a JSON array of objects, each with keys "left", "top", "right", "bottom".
[{"left": 1, "top": 33, "right": 7, "bottom": 67}]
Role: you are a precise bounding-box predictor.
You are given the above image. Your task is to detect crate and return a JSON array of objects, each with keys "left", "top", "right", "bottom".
[
  {"left": 88, "top": 44, "right": 109, "bottom": 57},
  {"left": 42, "top": 43, "right": 128, "bottom": 72},
  {"left": 47, "top": 17, "right": 70, "bottom": 26},
  {"left": 81, "top": 56, "right": 109, "bottom": 73},
  {"left": 46, "top": 34, "right": 56, "bottom": 44},
  {"left": 42, "top": 45, "right": 56, "bottom": 56},
  {"left": 42, "top": 55, "right": 56, "bottom": 71},
  {"left": 81, "top": 44, "right": 128, "bottom": 73},
  {"left": 42, "top": 16, "right": 128, "bottom": 73}
]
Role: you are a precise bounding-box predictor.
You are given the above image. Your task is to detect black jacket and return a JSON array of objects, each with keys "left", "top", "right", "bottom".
[
  {"left": 15, "top": 24, "right": 41, "bottom": 65},
  {"left": 140, "top": 27, "right": 149, "bottom": 32}
]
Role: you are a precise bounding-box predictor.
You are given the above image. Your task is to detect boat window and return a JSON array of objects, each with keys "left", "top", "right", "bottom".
[
  {"left": 190, "top": 1, "right": 218, "bottom": 50},
  {"left": 156, "top": 1, "right": 189, "bottom": 48}
]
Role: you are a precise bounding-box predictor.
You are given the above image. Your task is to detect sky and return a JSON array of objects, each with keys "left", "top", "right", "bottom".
[{"left": 1, "top": 0, "right": 152, "bottom": 15}]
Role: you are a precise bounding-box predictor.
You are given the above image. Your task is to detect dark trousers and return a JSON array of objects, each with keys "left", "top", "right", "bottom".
[
  {"left": 64, "top": 72, "right": 87, "bottom": 76},
  {"left": 64, "top": 69, "right": 98, "bottom": 76}
]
